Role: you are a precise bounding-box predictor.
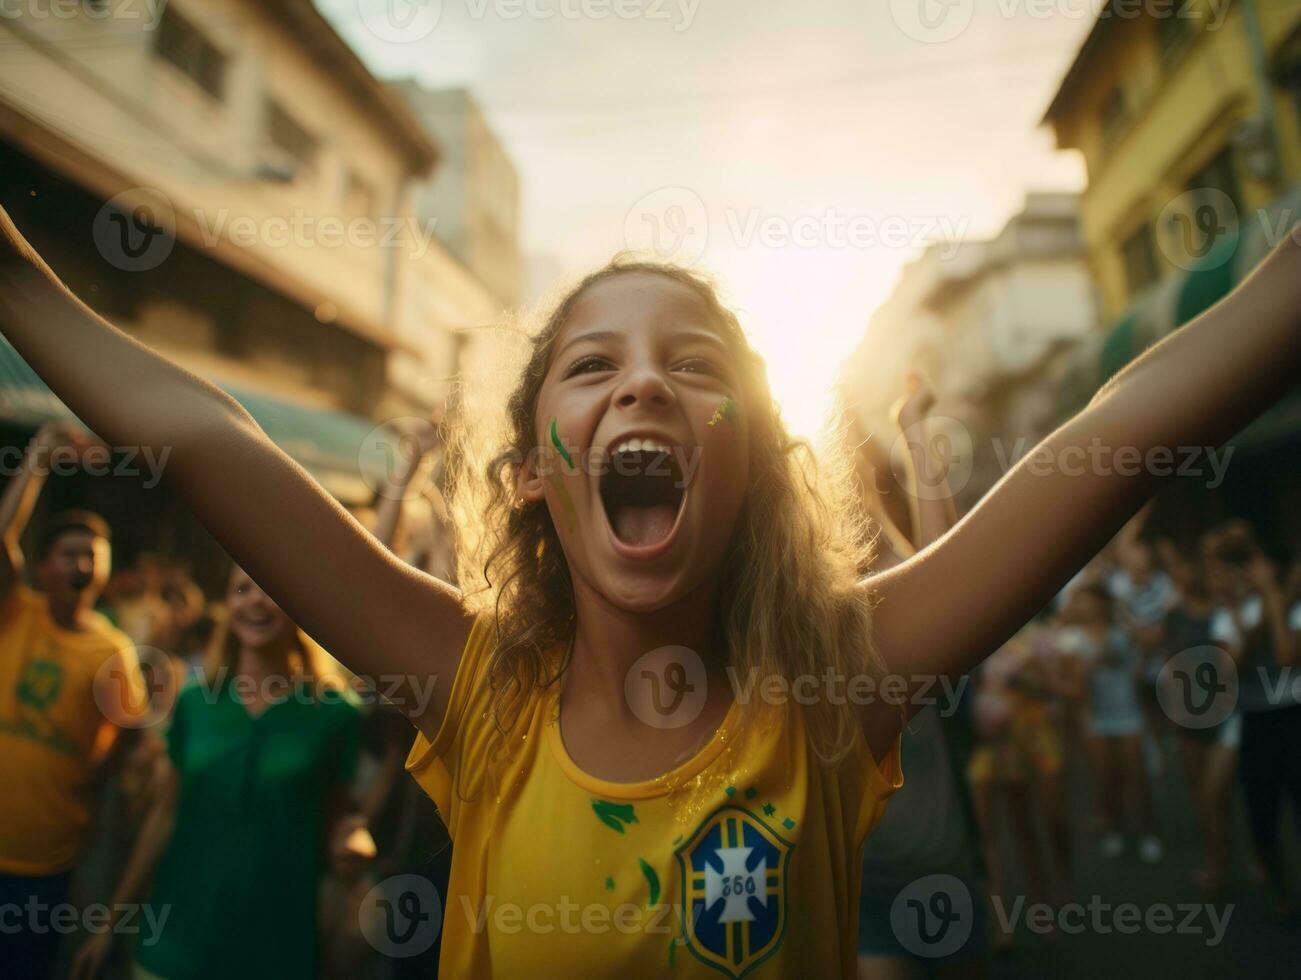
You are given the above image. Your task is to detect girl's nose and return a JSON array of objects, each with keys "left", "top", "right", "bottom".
[{"left": 613, "top": 365, "right": 675, "bottom": 411}]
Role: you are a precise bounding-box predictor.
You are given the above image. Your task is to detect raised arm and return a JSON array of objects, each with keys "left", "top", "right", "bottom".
[
  {"left": 0, "top": 206, "right": 472, "bottom": 737},
  {"left": 869, "top": 227, "right": 1301, "bottom": 721},
  {"left": 0, "top": 421, "right": 72, "bottom": 600}
]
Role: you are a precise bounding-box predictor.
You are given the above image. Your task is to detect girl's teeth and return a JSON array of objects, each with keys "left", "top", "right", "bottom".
[{"left": 614, "top": 438, "right": 669, "bottom": 454}]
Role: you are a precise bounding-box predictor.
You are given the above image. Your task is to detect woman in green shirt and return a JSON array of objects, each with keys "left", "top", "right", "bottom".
[{"left": 72, "top": 565, "right": 366, "bottom": 980}]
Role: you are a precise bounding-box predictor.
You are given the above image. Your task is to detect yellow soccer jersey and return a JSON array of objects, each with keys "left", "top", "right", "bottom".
[
  {"left": 0, "top": 584, "right": 142, "bottom": 874},
  {"left": 406, "top": 614, "right": 903, "bottom": 978}
]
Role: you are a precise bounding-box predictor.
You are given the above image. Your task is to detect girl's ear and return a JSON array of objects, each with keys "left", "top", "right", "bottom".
[{"left": 516, "top": 445, "right": 547, "bottom": 505}]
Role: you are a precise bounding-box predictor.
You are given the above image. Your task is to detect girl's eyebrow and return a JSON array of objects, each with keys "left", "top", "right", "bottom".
[
  {"left": 555, "top": 330, "right": 622, "bottom": 360},
  {"left": 674, "top": 329, "right": 728, "bottom": 351}
]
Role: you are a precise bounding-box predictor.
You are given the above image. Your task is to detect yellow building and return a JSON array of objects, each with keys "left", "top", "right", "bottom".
[
  {"left": 1043, "top": 0, "right": 1301, "bottom": 331},
  {"left": 1043, "top": 0, "right": 1301, "bottom": 542}
]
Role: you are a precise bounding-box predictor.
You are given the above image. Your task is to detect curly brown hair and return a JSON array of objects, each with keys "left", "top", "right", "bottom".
[{"left": 445, "top": 254, "right": 885, "bottom": 773}]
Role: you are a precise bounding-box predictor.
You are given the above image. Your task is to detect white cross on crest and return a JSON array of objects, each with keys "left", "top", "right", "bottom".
[{"left": 704, "top": 846, "right": 766, "bottom": 923}]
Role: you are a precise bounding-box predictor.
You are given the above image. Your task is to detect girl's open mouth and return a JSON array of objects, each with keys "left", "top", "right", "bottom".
[{"left": 599, "top": 446, "right": 688, "bottom": 557}]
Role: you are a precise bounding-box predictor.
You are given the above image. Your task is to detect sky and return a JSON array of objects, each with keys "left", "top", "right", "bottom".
[{"left": 318, "top": 0, "right": 1097, "bottom": 438}]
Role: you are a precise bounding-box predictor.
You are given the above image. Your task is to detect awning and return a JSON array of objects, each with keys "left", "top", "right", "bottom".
[{"left": 0, "top": 337, "right": 387, "bottom": 504}]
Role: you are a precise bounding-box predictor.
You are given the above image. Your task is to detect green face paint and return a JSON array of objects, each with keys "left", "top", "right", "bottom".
[
  {"left": 707, "top": 396, "right": 737, "bottom": 428},
  {"left": 549, "top": 417, "right": 575, "bottom": 470}
]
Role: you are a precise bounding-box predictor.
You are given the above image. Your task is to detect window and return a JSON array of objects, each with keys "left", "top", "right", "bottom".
[
  {"left": 1187, "top": 146, "right": 1241, "bottom": 212},
  {"left": 1100, "top": 85, "right": 1129, "bottom": 146},
  {"left": 1121, "top": 224, "right": 1160, "bottom": 297},
  {"left": 156, "top": 7, "right": 226, "bottom": 100},
  {"left": 1157, "top": 3, "right": 1194, "bottom": 64},
  {"left": 1282, "top": 59, "right": 1301, "bottom": 133},
  {"left": 265, "top": 98, "right": 318, "bottom": 172}
]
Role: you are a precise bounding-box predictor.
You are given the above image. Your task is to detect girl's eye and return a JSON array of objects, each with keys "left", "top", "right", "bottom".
[
  {"left": 566, "top": 355, "right": 612, "bottom": 377},
  {"left": 675, "top": 358, "right": 720, "bottom": 377}
]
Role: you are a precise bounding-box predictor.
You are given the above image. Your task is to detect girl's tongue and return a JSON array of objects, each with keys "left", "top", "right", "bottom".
[
  {"left": 611, "top": 503, "right": 677, "bottom": 548},
  {"left": 601, "top": 450, "right": 684, "bottom": 549}
]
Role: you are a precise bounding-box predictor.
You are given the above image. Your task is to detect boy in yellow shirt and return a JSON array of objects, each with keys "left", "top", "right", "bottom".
[{"left": 0, "top": 422, "right": 143, "bottom": 980}]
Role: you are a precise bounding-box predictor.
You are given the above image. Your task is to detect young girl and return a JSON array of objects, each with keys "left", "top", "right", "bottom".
[
  {"left": 1, "top": 204, "right": 1299, "bottom": 978},
  {"left": 70, "top": 565, "right": 366, "bottom": 980},
  {"left": 1060, "top": 584, "right": 1161, "bottom": 862}
]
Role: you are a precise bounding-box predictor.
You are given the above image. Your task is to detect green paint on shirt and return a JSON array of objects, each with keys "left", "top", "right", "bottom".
[
  {"left": 744, "top": 787, "right": 758, "bottom": 799},
  {"left": 592, "top": 799, "right": 638, "bottom": 833},
  {"left": 782, "top": 817, "right": 796, "bottom": 829},
  {"left": 763, "top": 803, "right": 776, "bottom": 817},
  {"left": 725, "top": 785, "right": 737, "bottom": 797},
  {"left": 640, "top": 858, "right": 661, "bottom": 906},
  {"left": 606, "top": 876, "right": 615, "bottom": 891}
]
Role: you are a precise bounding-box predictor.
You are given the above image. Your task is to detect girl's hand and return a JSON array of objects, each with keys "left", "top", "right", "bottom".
[
  {"left": 1246, "top": 553, "right": 1279, "bottom": 595},
  {"left": 329, "top": 815, "right": 377, "bottom": 881},
  {"left": 890, "top": 371, "right": 936, "bottom": 429},
  {"left": 69, "top": 930, "right": 114, "bottom": 980}
]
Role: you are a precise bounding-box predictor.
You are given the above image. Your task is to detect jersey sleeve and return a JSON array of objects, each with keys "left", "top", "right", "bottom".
[
  {"left": 852, "top": 727, "right": 905, "bottom": 849},
  {"left": 404, "top": 612, "right": 497, "bottom": 837}
]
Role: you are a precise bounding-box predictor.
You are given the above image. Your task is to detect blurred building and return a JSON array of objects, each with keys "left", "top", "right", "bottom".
[
  {"left": 841, "top": 192, "right": 1095, "bottom": 506},
  {"left": 392, "top": 81, "right": 522, "bottom": 310},
  {"left": 0, "top": 0, "right": 511, "bottom": 581},
  {"left": 1042, "top": 0, "right": 1301, "bottom": 542}
]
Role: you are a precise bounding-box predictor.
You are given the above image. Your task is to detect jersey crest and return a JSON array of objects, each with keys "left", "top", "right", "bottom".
[{"left": 675, "top": 804, "right": 793, "bottom": 977}]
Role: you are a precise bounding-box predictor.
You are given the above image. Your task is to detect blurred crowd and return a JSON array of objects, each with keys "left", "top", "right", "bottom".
[{"left": 2, "top": 395, "right": 1299, "bottom": 979}]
